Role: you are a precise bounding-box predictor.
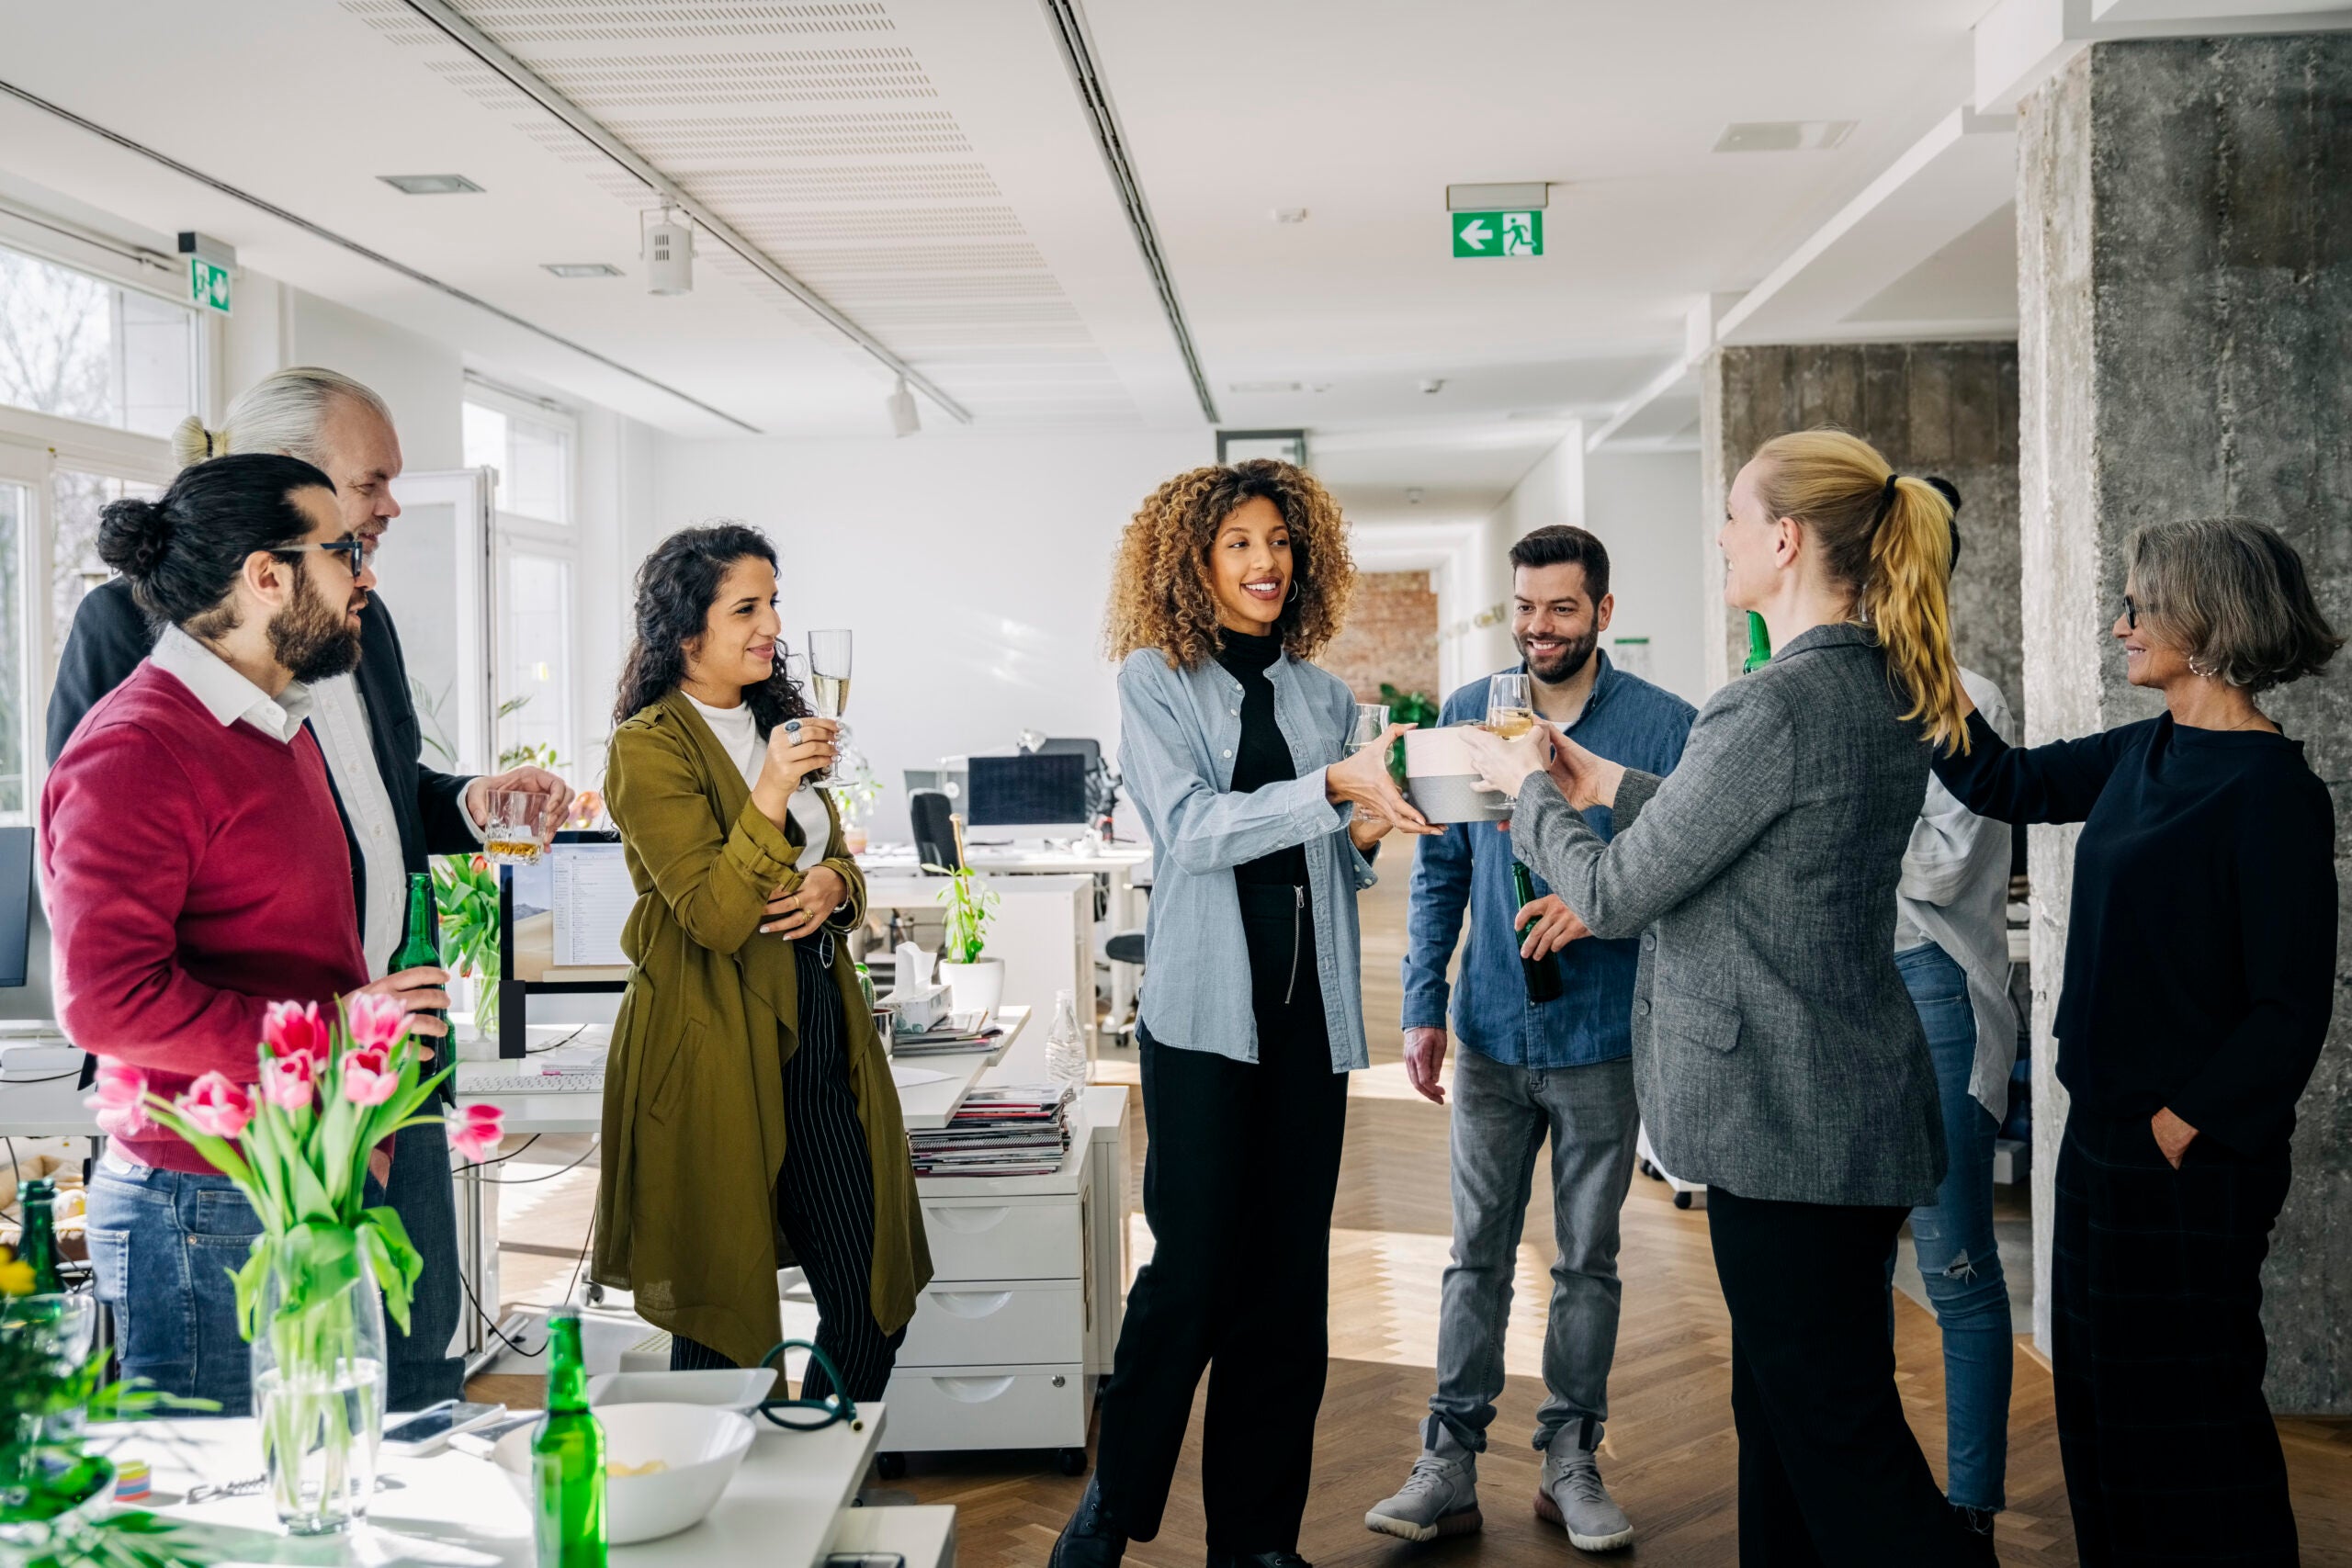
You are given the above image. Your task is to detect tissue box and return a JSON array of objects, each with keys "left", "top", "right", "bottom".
[{"left": 888, "top": 983, "right": 950, "bottom": 1034}]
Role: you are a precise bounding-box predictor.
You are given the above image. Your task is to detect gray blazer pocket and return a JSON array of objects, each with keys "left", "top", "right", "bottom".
[{"left": 1654, "top": 995, "right": 1742, "bottom": 1055}]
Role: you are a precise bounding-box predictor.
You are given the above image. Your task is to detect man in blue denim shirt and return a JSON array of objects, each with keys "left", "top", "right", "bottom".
[{"left": 1366, "top": 527, "right": 1692, "bottom": 1554}]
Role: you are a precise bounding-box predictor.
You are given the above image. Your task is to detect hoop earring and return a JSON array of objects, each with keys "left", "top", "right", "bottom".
[
  {"left": 2189, "top": 655, "right": 2218, "bottom": 679},
  {"left": 1286, "top": 580, "right": 1300, "bottom": 604}
]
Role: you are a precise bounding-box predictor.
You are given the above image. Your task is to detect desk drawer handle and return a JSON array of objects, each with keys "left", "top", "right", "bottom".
[
  {"left": 933, "top": 1376, "right": 1015, "bottom": 1404},
  {"left": 928, "top": 1291, "right": 1014, "bottom": 1319},
  {"left": 927, "top": 1206, "right": 1011, "bottom": 1234}
]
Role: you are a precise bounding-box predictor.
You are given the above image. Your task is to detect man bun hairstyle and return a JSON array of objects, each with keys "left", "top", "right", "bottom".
[
  {"left": 2127, "top": 518, "right": 2342, "bottom": 694},
  {"left": 1508, "top": 525, "right": 1611, "bottom": 601},
  {"left": 1750, "top": 428, "right": 1969, "bottom": 752},
  {"left": 98, "top": 454, "right": 334, "bottom": 639},
  {"left": 167, "top": 367, "right": 393, "bottom": 471}
]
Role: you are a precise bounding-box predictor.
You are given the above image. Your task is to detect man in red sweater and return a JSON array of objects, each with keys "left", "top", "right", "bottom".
[{"left": 43, "top": 453, "right": 449, "bottom": 1413}]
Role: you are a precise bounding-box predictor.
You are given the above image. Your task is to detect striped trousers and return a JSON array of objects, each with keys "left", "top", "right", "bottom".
[{"left": 672, "top": 937, "right": 904, "bottom": 1402}]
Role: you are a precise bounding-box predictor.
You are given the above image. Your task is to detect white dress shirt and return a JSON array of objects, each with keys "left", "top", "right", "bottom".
[
  {"left": 309, "top": 674, "right": 409, "bottom": 978},
  {"left": 148, "top": 623, "right": 313, "bottom": 743}
]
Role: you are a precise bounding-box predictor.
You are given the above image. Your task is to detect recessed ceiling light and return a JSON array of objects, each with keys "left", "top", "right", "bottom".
[
  {"left": 542, "top": 263, "right": 622, "bottom": 278},
  {"left": 378, "top": 173, "right": 483, "bottom": 195},
  {"left": 1446, "top": 182, "right": 1549, "bottom": 211},
  {"left": 1712, "top": 121, "right": 1855, "bottom": 153},
  {"left": 1272, "top": 208, "right": 1310, "bottom": 224},
  {"left": 1229, "top": 380, "right": 1303, "bottom": 394}
]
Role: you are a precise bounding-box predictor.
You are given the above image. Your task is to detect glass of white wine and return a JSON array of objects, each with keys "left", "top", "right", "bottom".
[
  {"left": 806, "top": 629, "right": 853, "bottom": 783},
  {"left": 1486, "top": 672, "right": 1534, "bottom": 738},
  {"left": 1348, "top": 702, "right": 1390, "bottom": 754}
]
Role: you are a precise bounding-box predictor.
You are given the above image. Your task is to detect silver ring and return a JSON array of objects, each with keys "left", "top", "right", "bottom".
[{"left": 784, "top": 718, "right": 802, "bottom": 739}]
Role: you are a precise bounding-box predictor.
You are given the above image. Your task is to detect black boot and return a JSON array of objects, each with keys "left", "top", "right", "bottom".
[
  {"left": 1204, "top": 1553, "right": 1313, "bottom": 1568},
  {"left": 1049, "top": 1475, "right": 1127, "bottom": 1568}
]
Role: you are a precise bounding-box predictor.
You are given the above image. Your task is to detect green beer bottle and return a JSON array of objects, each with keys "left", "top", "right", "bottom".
[
  {"left": 532, "top": 1305, "right": 606, "bottom": 1568},
  {"left": 390, "top": 872, "right": 446, "bottom": 1051},
  {"left": 1509, "top": 861, "right": 1566, "bottom": 1005},
  {"left": 1742, "top": 612, "right": 1773, "bottom": 674},
  {"left": 16, "top": 1176, "right": 64, "bottom": 1294}
]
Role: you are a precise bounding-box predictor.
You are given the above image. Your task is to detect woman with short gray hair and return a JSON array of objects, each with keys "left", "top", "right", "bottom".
[{"left": 1934, "top": 516, "right": 2340, "bottom": 1566}]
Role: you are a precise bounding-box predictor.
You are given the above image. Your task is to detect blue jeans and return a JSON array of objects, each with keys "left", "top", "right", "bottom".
[
  {"left": 87, "top": 1122, "right": 466, "bottom": 1418},
  {"left": 1893, "top": 942, "right": 2013, "bottom": 1512},
  {"left": 86, "top": 1158, "right": 262, "bottom": 1416}
]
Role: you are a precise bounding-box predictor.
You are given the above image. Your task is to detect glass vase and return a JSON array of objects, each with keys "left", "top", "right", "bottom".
[{"left": 250, "top": 1248, "right": 387, "bottom": 1535}]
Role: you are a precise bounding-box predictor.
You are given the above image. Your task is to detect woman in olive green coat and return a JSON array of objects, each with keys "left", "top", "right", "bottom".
[{"left": 592, "top": 524, "right": 929, "bottom": 1392}]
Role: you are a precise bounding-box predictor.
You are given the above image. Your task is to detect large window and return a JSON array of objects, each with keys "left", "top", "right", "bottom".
[
  {"left": 0, "top": 245, "right": 199, "bottom": 438},
  {"left": 466, "top": 383, "right": 580, "bottom": 773}
]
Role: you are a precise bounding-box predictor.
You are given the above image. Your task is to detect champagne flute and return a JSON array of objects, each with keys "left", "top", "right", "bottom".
[
  {"left": 1486, "top": 672, "right": 1534, "bottom": 738},
  {"left": 806, "top": 630, "right": 853, "bottom": 784}
]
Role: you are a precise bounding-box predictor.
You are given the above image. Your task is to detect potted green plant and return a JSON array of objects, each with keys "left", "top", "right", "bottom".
[{"left": 925, "top": 863, "right": 1003, "bottom": 1019}]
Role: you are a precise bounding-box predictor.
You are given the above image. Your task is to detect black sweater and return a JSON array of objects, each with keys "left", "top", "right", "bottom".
[
  {"left": 1215, "top": 628, "right": 1311, "bottom": 889},
  {"left": 1933, "top": 709, "right": 2336, "bottom": 1156}
]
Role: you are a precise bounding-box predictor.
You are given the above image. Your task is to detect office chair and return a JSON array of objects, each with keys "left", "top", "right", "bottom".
[{"left": 910, "top": 790, "right": 960, "bottom": 872}]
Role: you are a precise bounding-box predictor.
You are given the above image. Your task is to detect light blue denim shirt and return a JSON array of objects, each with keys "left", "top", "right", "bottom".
[{"left": 1118, "top": 646, "right": 1378, "bottom": 1072}]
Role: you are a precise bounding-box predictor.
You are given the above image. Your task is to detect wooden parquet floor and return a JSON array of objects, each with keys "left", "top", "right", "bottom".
[{"left": 474, "top": 840, "right": 2352, "bottom": 1565}]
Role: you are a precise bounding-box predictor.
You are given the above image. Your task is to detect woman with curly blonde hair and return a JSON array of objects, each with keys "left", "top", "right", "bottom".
[{"left": 1054, "top": 460, "right": 1433, "bottom": 1568}]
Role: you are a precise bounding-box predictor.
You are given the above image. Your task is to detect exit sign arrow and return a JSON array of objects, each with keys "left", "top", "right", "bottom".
[{"left": 1453, "top": 209, "right": 1543, "bottom": 259}]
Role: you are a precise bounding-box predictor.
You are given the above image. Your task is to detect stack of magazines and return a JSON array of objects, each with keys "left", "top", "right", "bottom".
[
  {"left": 910, "top": 1084, "right": 1075, "bottom": 1178},
  {"left": 891, "top": 1010, "right": 1005, "bottom": 1057}
]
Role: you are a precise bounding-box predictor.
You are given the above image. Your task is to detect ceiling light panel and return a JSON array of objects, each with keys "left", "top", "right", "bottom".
[
  {"left": 542, "top": 262, "right": 622, "bottom": 277},
  {"left": 1712, "top": 120, "right": 1857, "bottom": 153},
  {"left": 350, "top": 0, "right": 1138, "bottom": 428},
  {"left": 378, "top": 172, "right": 484, "bottom": 194}
]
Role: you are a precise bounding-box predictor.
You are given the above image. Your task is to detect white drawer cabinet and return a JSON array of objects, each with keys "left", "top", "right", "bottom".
[{"left": 878, "top": 1086, "right": 1130, "bottom": 1479}]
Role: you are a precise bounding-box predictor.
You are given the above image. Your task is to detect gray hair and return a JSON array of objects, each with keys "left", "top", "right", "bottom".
[
  {"left": 2126, "top": 517, "right": 2342, "bottom": 693},
  {"left": 169, "top": 367, "right": 393, "bottom": 470}
]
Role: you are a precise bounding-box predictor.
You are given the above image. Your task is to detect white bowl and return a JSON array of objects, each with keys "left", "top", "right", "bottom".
[
  {"left": 588, "top": 1369, "right": 776, "bottom": 1416},
  {"left": 493, "top": 1403, "right": 755, "bottom": 1545}
]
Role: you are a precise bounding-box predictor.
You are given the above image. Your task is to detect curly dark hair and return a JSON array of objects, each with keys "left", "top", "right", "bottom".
[
  {"left": 1102, "top": 458, "right": 1357, "bottom": 671},
  {"left": 613, "top": 522, "right": 810, "bottom": 734}
]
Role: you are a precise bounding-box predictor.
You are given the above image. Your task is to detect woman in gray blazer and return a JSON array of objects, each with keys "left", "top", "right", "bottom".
[{"left": 1465, "top": 429, "right": 1993, "bottom": 1566}]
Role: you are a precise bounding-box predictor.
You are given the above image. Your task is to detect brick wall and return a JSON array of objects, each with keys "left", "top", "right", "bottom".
[{"left": 1322, "top": 570, "right": 1441, "bottom": 705}]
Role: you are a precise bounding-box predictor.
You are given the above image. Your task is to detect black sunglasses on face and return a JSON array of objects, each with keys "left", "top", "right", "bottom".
[{"left": 277, "top": 537, "right": 368, "bottom": 577}]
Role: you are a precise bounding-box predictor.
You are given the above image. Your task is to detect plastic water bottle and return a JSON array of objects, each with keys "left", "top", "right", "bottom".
[{"left": 1044, "top": 988, "right": 1088, "bottom": 1089}]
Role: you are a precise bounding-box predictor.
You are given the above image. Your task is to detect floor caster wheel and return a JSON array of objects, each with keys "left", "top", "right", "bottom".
[
  {"left": 875, "top": 1452, "right": 907, "bottom": 1481},
  {"left": 1055, "top": 1448, "right": 1089, "bottom": 1477},
  {"left": 1639, "top": 1158, "right": 1659, "bottom": 1180},
  {"left": 1673, "top": 1190, "right": 1693, "bottom": 1211}
]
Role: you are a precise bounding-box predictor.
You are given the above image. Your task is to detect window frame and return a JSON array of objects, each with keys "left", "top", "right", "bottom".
[{"left": 466, "top": 380, "right": 583, "bottom": 775}]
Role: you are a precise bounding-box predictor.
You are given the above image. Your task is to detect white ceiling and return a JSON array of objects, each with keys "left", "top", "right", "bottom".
[{"left": 0, "top": 0, "right": 2040, "bottom": 508}]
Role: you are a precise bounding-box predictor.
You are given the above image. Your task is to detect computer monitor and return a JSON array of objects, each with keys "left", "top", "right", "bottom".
[
  {"left": 966, "top": 752, "right": 1090, "bottom": 840},
  {"left": 0, "top": 828, "right": 31, "bottom": 989},
  {"left": 497, "top": 829, "right": 631, "bottom": 1058}
]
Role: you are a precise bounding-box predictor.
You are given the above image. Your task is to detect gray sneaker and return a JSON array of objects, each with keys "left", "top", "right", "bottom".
[
  {"left": 1535, "top": 1430, "right": 1634, "bottom": 1552},
  {"left": 1364, "top": 1426, "right": 1482, "bottom": 1543}
]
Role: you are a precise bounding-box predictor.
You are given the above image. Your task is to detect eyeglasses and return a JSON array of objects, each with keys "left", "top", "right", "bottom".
[
  {"left": 2120, "top": 593, "right": 2141, "bottom": 629},
  {"left": 277, "top": 536, "right": 368, "bottom": 577}
]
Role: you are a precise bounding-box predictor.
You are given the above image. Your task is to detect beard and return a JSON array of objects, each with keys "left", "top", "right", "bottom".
[
  {"left": 1517, "top": 625, "right": 1598, "bottom": 685},
  {"left": 269, "top": 579, "right": 363, "bottom": 683}
]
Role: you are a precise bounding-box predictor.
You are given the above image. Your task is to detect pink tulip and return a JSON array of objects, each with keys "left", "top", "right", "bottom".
[
  {"left": 86, "top": 1062, "right": 150, "bottom": 1139},
  {"left": 257, "top": 1051, "right": 315, "bottom": 1112},
  {"left": 339, "top": 1047, "right": 399, "bottom": 1107},
  {"left": 176, "top": 1073, "right": 253, "bottom": 1140},
  {"left": 263, "top": 1000, "right": 332, "bottom": 1066},
  {"left": 345, "top": 993, "right": 409, "bottom": 1055},
  {"left": 447, "top": 1102, "right": 505, "bottom": 1163}
]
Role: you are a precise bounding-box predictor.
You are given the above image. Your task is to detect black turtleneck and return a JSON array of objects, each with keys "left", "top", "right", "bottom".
[{"left": 1216, "top": 628, "right": 1311, "bottom": 887}]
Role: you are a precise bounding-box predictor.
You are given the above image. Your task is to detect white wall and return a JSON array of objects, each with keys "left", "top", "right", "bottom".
[
  {"left": 638, "top": 429, "right": 1212, "bottom": 840},
  {"left": 1464, "top": 432, "right": 1586, "bottom": 687},
  {"left": 1584, "top": 450, "right": 1705, "bottom": 704}
]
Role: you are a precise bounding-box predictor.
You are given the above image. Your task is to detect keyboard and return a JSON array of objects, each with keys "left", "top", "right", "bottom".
[{"left": 457, "top": 1070, "right": 606, "bottom": 1096}]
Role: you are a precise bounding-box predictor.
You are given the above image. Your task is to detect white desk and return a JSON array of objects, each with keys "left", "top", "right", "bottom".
[
  {"left": 888, "top": 1006, "right": 1029, "bottom": 1130},
  {"left": 863, "top": 871, "right": 1096, "bottom": 1056},
  {"left": 0, "top": 1066, "right": 94, "bottom": 1138},
  {"left": 101, "top": 1407, "right": 944, "bottom": 1568}
]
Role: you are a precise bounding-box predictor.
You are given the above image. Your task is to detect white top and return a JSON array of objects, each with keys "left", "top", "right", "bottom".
[
  {"left": 310, "top": 674, "right": 406, "bottom": 977},
  {"left": 149, "top": 622, "right": 311, "bottom": 742},
  {"left": 684, "top": 694, "right": 832, "bottom": 852},
  {"left": 1894, "top": 666, "right": 2020, "bottom": 1119}
]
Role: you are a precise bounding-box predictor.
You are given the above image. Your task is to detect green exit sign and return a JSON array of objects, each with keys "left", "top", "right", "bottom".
[
  {"left": 1452, "top": 209, "right": 1543, "bottom": 258},
  {"left": 188, "top": 256, "right": 232, "bottom": 315}
]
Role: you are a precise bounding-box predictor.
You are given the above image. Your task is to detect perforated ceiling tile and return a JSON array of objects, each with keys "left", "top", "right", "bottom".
[{"left": 340, "top": 0, "right": 1140, "bottom": 426}]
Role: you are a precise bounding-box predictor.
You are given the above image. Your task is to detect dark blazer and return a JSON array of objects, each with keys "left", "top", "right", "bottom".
[
  {"left": 47, "top": 576, "right": 481, "bottom": 913},
  {"left": 1510, "top": 622, "right": 1946, "bottom": 1208}
]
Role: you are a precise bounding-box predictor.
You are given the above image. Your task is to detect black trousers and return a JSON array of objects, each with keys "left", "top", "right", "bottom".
[
  {"left": 673, "top": 939, "right": 904, "bottom": 1403},
  {"left": 1093, "top": 883, "right": 1351, "bottom": 1551},
  {"left": 1708, "top": 1187, "right": 1991, "bottom": 1567},
  {"left": 2052, "top": 1113, "right": 2296, "bottom": 1565}
]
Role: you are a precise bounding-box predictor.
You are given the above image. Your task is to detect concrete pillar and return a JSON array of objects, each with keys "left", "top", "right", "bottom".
[
  {"left": 2018, "top": 34, "right": 2352, "bottom": 1410},
  {"left": 1697, "top": 342, "right": 2023, "bottom": 710}
]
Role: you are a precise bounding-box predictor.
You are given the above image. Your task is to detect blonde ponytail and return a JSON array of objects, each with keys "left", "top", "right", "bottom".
[
  {"left": 1750, "top": 429, "right": 1970, "bottom": 753},
  {"left": 169, "top": 414, "right": 225, "bottom": 468}
]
